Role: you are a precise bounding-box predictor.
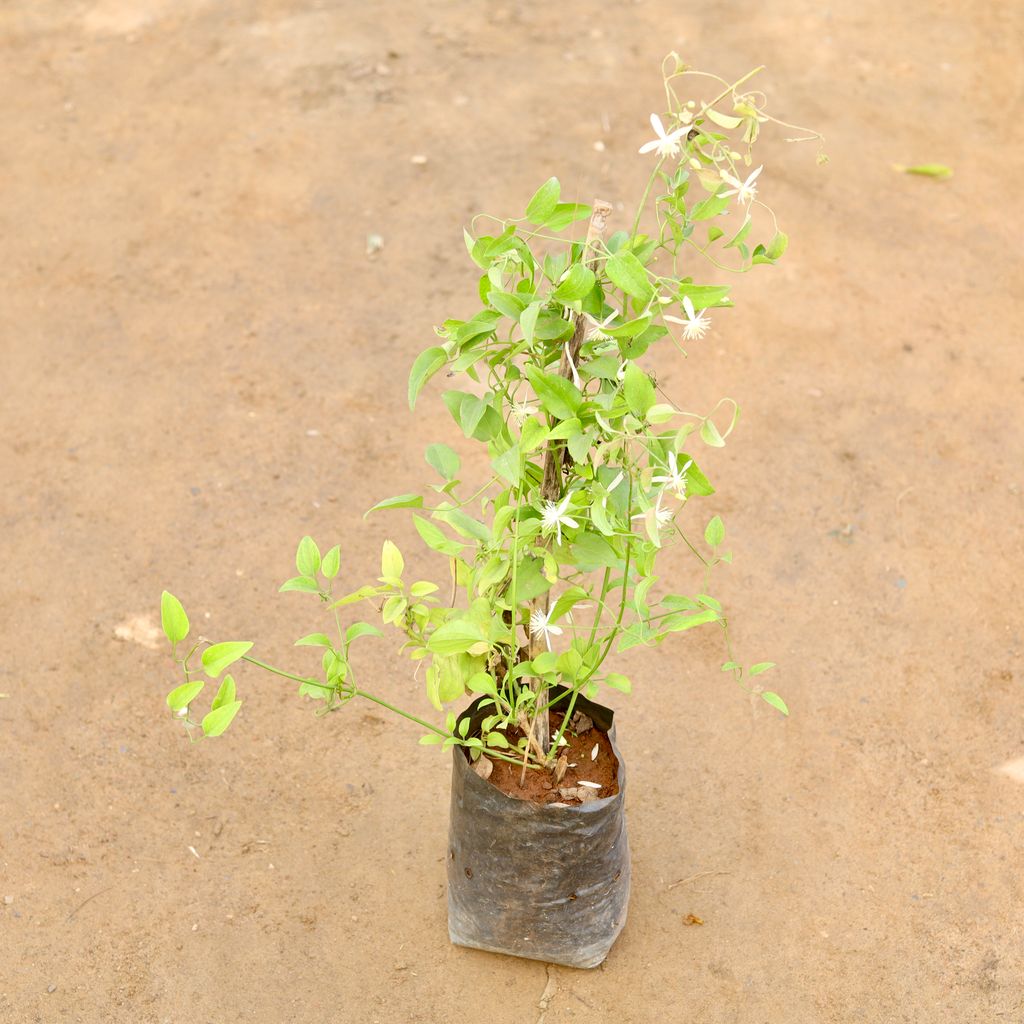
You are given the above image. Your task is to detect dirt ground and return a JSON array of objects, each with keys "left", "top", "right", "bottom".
[{"left": 2, "top": 1, "right": 1023, "bottom": 1021}]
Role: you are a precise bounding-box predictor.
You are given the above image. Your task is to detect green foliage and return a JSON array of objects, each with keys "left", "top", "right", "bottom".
[
  {"left": 201, "top": 642, "right": 253, "bottom": 679},
  {"left": 160, "top": 591, "right": 189, "bottom": 647},
  {"left": 160, "top": 56, "right": 813, "bottom": 759}
]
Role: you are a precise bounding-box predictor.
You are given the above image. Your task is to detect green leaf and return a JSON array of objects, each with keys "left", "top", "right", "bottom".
[
  {"left": 419, "top": 733, "right": 445, "bottom": 745},
  {"left": 381, "top": 540, "right": 404, "bottom": 579},
  {"left": 166, "top": 680, "right": 204, "bottom": 712},
  {"left": 647, "top": 403, "right": 676, "bottom": 424},
  {"left": 427, "top": 620, "right": 489, "bottom": 656},
  {"left": 700, "top": 419, "right": 725, "bottom": 447},
  {"left": 519, "top": 417, "right": 548, "bottom": 454},
  {"left": 413, "top": 515, "right": 464, "bottom": 557},
  {"left": 899, "top": 163, "right": 952, "bottom": 179},
  {"left": 442, "top": 391, "right": 502, "bottom": 441},
  {"left": 346, "top": 622, "right": 383, "bottom": 645},
  {"left": 684, "top": 458, "right": 715, "bottom": 496},
  {"left": 604, "top": 672, "right": 632, "bottom": 694},
  {"left": 567, "top": 430, "right": 592, "bottom": 463},
  {"left": 766, "top": 231, "right": 788, "bottom": 260},
  {"left": 659, "top": 609, "right": 719, "bottom": 632},
  {"left": 705, "top": 108, "right": 743, "bottom": 129},
  {"left": 570, "top": 531, "right": 622, "bottom": 571},
  {"left": 329, "top": 584, "right": 380, "bottom": 608},
  {"left": 488, "top": 288, "right": 526, "bottom": 320},
  {"left": 295, "top": 633, "right": 334, "bottom": 648},
  {"left": 201, "top": 641, "right": 253, "bottom": 679},
  {"left": 279, "top": 576, "right": 320, "bottom": 594},
  {"left": 546, "top": 202, "right": 592, "bottom": 231},
  {"left": 511, "top": 555, "right": 553, "bottom": 601},
  {"left": 202, "top": 700, "right": 242, "bottom": 737},
  {"left": 689, "top": 194, "right": 730, "bottom": 221},
  {"left": 525, "top": 365, "right": 582, "bottom": 420},
  {"left": 424, "top": 443, "right": 461, "bottom": 481},
  {"left": 212, "top": 674, "right": 236, "bottom": 711},
  {"left": 160, "top": 591, "right": 189, "bottom": 646},
  {"left": 761, "top": 691, "right": 789, "bottom": 715},
  {"left": 677, "top": 283, "right": 732, "bottom": 308},
  {"left": 408, "top": 346, "right": 447, "bottom": 410},
  {"left": 466, "top": 671, "right": 497, "bottom": 695},
  {"left": 410, "top": 581, "right": 439, "bottom": 597},
  {"left": 520, "top": 301, "right": 541, "bottom": 346},
  {"left": 704, "top": 515, "right": 725, "bottom": 547},
  {"left": 434, "top": 508, "right": 491, "bottom": 543},
  {"left": 296, "top": 536, "right": 321, "bottom": 577},
  {"left": 623, "top": 363, "right": 656, "bottom": 418},
  {"left": 526, "top": 177, "right": 560, "bottom": 224},
  {"left": 321, "top": 545, "right": 341, "bottom": 579},
  {"left": 605, "top": 251, "right": 653, "bottom": 302},
  {"left": 381, "top": 595, "right": 407, "bottom": 624},
  {"left": 366, "top": 493, "right": 424, "bottom": 515},
  {"left": 749, "top": 662, "right": 776, "bottom": 677},
  {"left": 553, "top": 264, "right": 596, "bottom": 303},
  {"left": 491, "top": 444, "right": 522, "bottom": 486}
]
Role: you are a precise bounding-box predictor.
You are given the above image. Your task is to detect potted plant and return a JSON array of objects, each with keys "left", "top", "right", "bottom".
[{"left": 159, "top": 56, "right": 821, "bottom": 969}]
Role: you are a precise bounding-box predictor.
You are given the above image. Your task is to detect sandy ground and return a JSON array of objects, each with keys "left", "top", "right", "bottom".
[{"left": 2, "top": 1, "right": 1024, "bottom": 1021}]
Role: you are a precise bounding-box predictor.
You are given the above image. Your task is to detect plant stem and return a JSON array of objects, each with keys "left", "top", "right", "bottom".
[
  {"left": 242, "top": 655, "right": 322, "bottom": 687},
  {"left": 241, "top": 654, "right": 450, "bottom": 738},
  {"left": 353, "top": 689, "right": 449, "bottom": 737}
]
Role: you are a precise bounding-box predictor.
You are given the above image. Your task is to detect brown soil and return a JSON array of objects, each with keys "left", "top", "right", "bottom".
[
  {"left": 481, "top": 712, "right": 621, "bottom": 805},
  {"left": 3, "top": 2, "right": 1024, "bottom": 1022}
]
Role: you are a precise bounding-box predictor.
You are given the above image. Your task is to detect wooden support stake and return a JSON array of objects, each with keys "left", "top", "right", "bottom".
[{"left": 527, "top": 198, "right": 613, "bottom": 762}]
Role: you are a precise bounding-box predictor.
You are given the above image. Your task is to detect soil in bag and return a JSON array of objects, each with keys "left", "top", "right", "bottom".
[{"left": 446, "top": 691, "right": 631, "bottom": 969}]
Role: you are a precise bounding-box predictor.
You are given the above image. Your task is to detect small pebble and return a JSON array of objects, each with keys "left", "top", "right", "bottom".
[
  {"left": 578, "top": 780, "right": 601, "bottom": 789},
  {"left": 411, "top": 154, "right": 428, "bottom": 165},
  {"left": 47, "top": 984, "right": 56, "bottom": 994},
  {"left": 591, "top": 743, "right": 599, "bottom": 761},
  {"left": 366, "top": 233, "right": 384, "bottom": 256},
  {"left": 191, "top": 923, "right": 198, "bottom": 932},
  {"left": 593, "top": 140, "right": 606, "bottom": 152},
  {"left": 3, "top": 895, "right": 13, "bottom": 905}
]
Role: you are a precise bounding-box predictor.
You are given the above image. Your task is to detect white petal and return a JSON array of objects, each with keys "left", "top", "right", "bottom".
[
  {"left": 638, "top": 141, "right": 660, "bottom": 155},
  {"left": 548, "top": 623, "right": 563, "bottom": 636},
  {"left": 664, "top": 314, "right": 686, "bottom": 325},
  {"left": 720, "top": 171, "right": 742, "bottom": 189},
  {"left": 683, "top": 296, "right": 696, "bottom": 320},
  {"left": 746, "top": 164, "right": 763, "bottom": 185},
  {"left": 649, "top": 112, "right": 666, "bottom": 139},
  {"left": 562, "top": 515, "right": 579, "bottom": 528}
]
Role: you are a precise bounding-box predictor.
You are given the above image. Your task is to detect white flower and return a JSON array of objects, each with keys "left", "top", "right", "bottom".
[
  {"left": 632, "top": 493, "right": 675, "bottom": 534},
  {"left": 651, "top": 452, "right": 692, "bottom": 501},
  {"left": 511, "top": 397, "right": 537, "bottom": 425},
  {"left": 719, "top": 164, "right": 763, "bottom": 205},
  {"left": 530, "top": 608, "right": 563, "bottom": 651},
  {"left": 638, "top": 113, "right": 689, "bottom": 159},
  {"left": 540, "top": 495, "right": 579, "bottom": 545},
  {"left": 665, "top": 296, "right": 711, "bottom": 341},
  {"left": 585, "top": 310, "right": 618, "bottom": 342}
]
